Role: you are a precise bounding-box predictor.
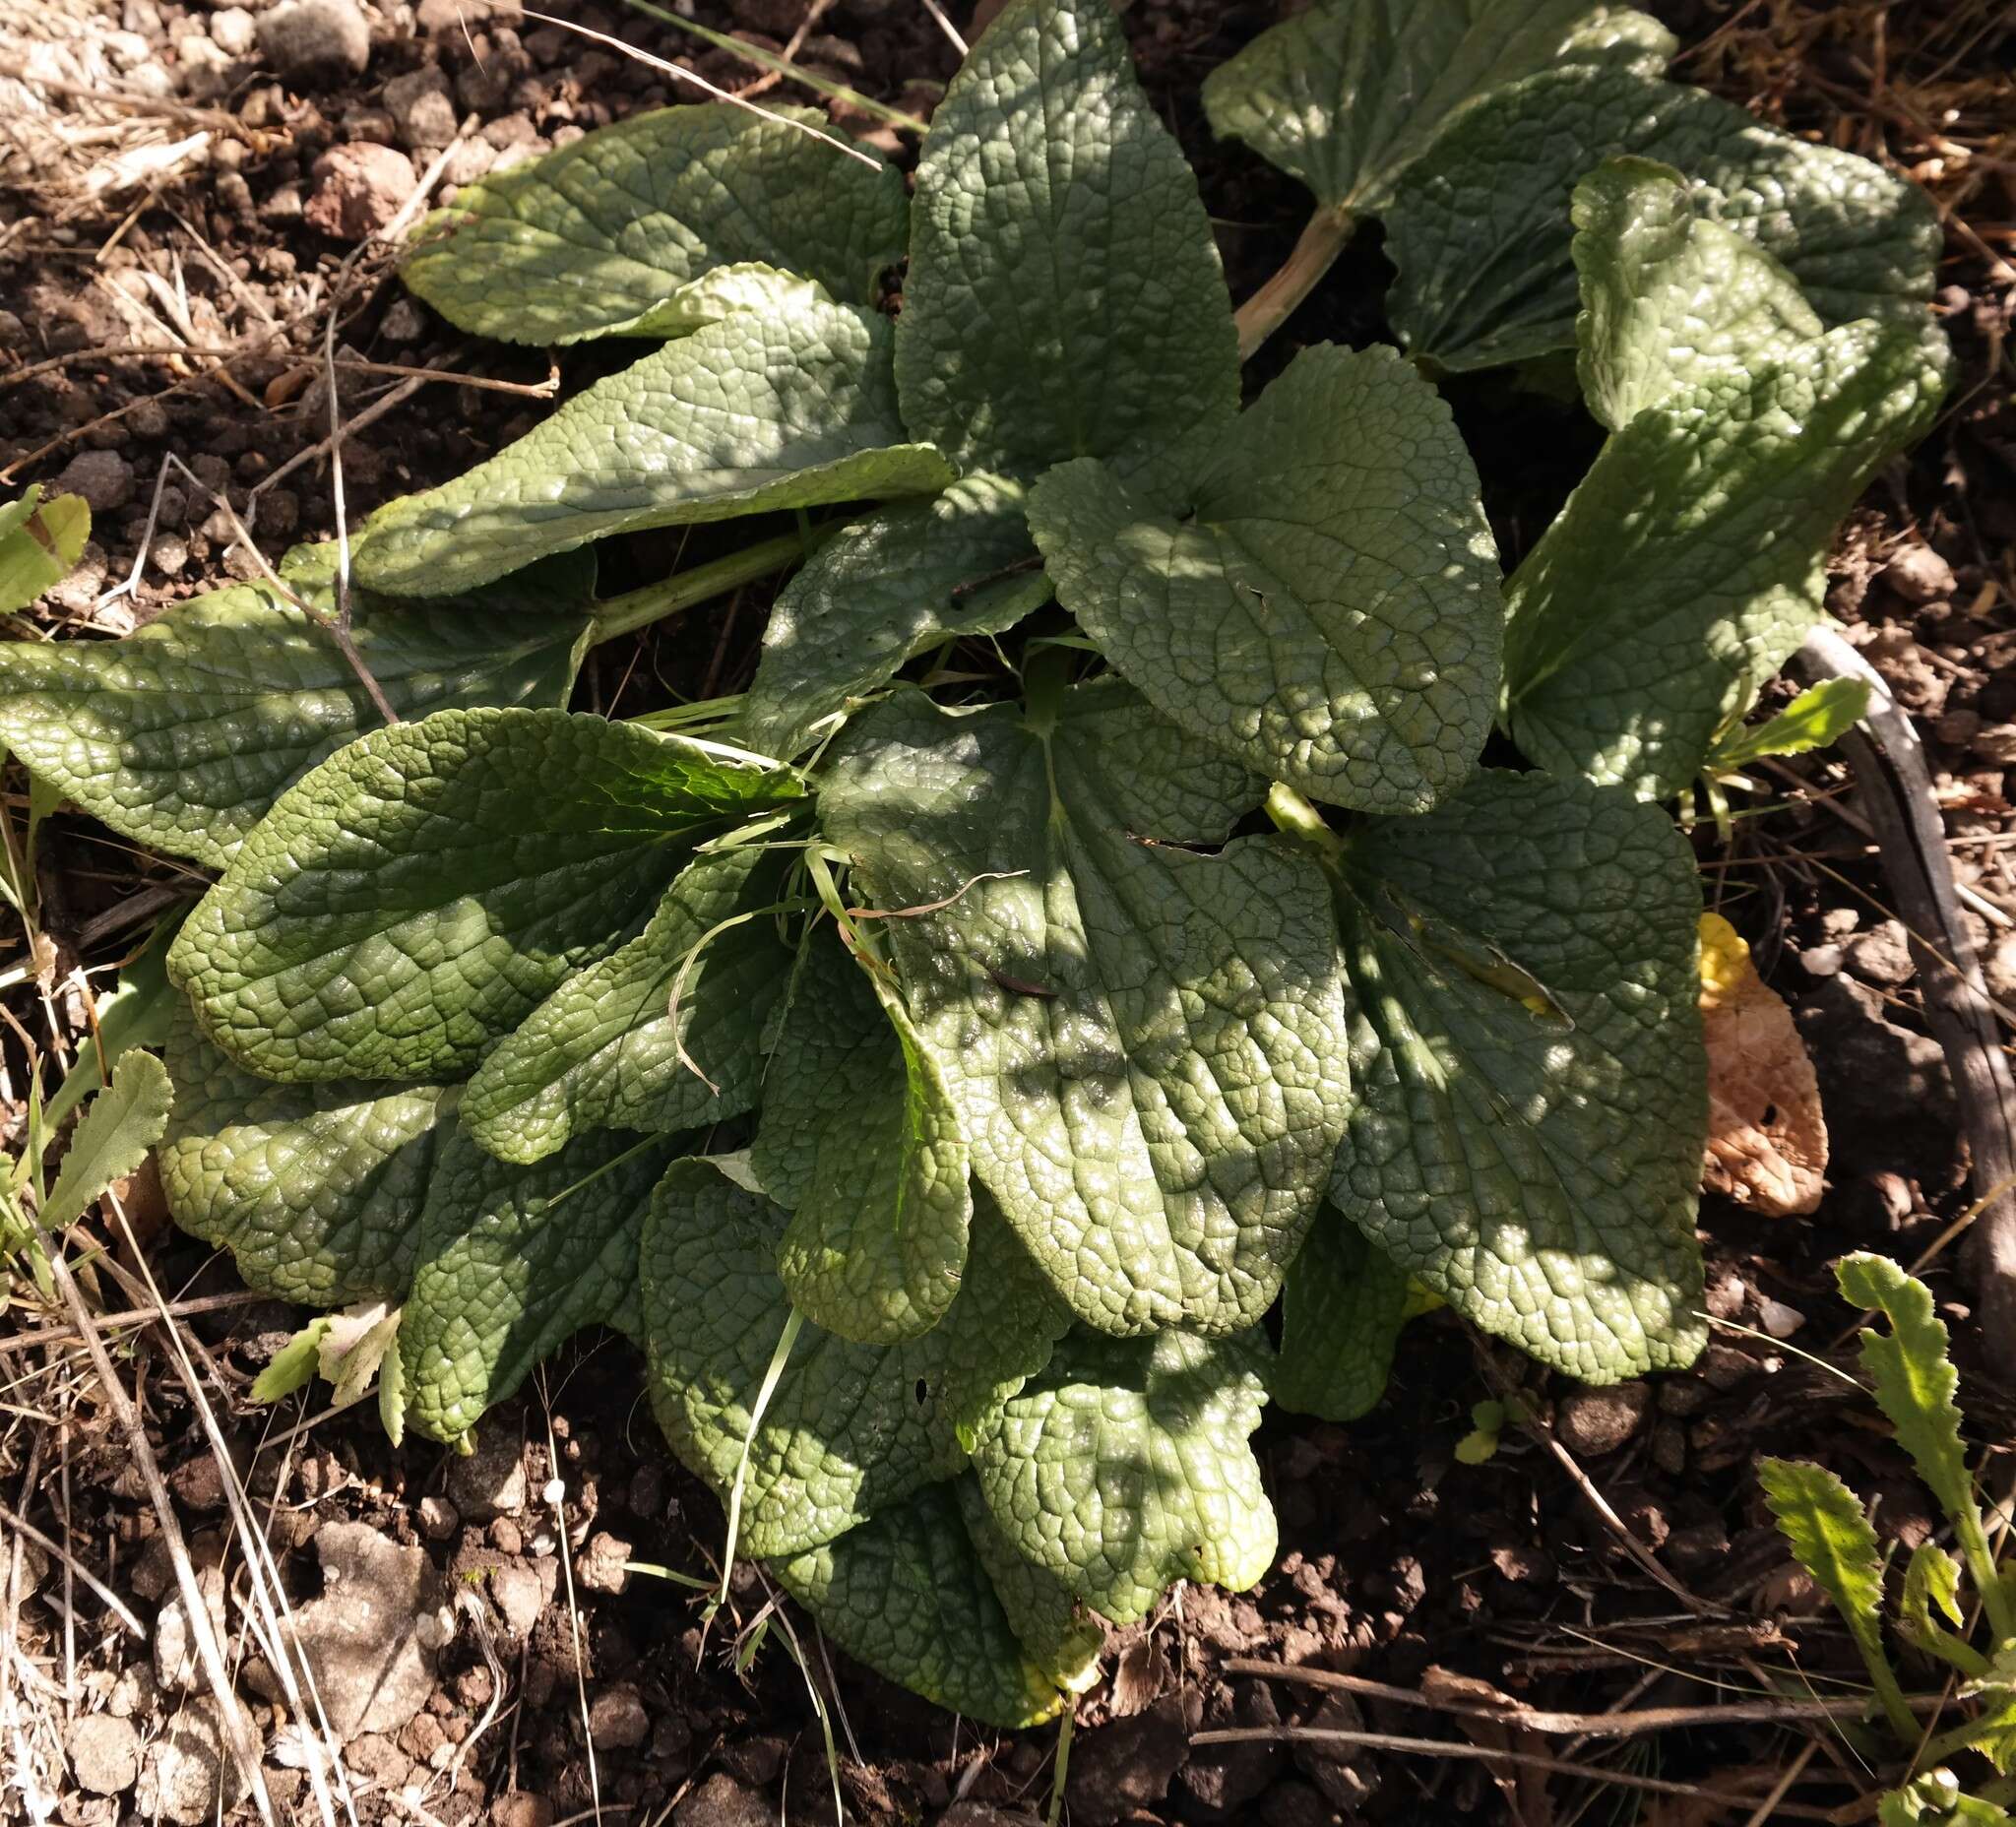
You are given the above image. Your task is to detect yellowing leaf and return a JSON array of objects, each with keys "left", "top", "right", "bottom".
[{"left": 1699, "top": 912, "right": 1826, "bottom": 1216}]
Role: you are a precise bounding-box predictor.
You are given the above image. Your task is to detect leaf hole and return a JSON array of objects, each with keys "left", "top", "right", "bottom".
[{"left": 914, "top": 1378, "right": 929, "bottom": 1407}]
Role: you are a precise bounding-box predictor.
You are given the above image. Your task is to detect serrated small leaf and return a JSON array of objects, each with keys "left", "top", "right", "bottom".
[
  {"left": 1269, "top": 1219, "right": 1414, "bottom": 1422},
  {"left": 897, "top": 0, "right": 1237, "bottom": 481},
  {"left": 1029, "top": 342, "right": 1501, "bottom": 813},
  {"left": 1758, "top": 1457, "right": 1903, "bottom": 1717},
  {"left": 1834, "top": 1251, "right": 2014, "bottom": 1641},
  {"left": 740, "top": 473, "right": 1042, "bottom": 759},
  {"left": 773, "top": 1480, "right": 1075, "bottom": 1728},
  {"left": 462, "top": 845, "right": 792, "bottom": 1165},
  {"left": 641, "top": 1158, "right": 1068, "bottom": 1556},
  {"left": 158, "top": 1008, "right": 451, "bottom": 1306},
  {"left": 755, "top": 925, "right": 973, "bottom": 1345},
  {"left": 42, "top": 1049, "right": 172, "bottom": 1231},
  {"left": 169, "top": 708, "right": 801, "bottom": 1084},
  {"left": 1881, "top": 1774, "right": 2015, "bottom": 1827},
  {"left": 1329, "top": 770, "right": 1708, "bottom": 1381},
  {"left": 400, "top": 103, "right": 908, "bottom": 345},
  {"left": 1201, "top": 0, "right": 1670, "bottom": 215},
  {"left": 0, "top": 487, "right": 90, "bottom": 615},
  {"left": 819, "top": 684, "right": 1352, "bottom": 1337},
  {"left": 972, "top": 1328, "right": 1276, "bottom": 1625},
  {"left": 352, "top": 297, "right": 952, "bottom": 598},
  {"left": 401, "top": 1127, "right": 678, "bottom": 1443},
  {"left": 1502, "top": 170, "right": 1949, "bottom": 799},
  {"left": 249, "top": 1317, "right": 332, "bottom": 1404},
  {"left": 1711, "top": 679, "right": 1870, "bottom": 770},
  {"left": 45, "top": 914, "right": 182, "bottom": 1131},
  {"left": 1387, "top": 62, "right": 1943, "bottom": 374},
  {"left": 0, "top": 551, "right": 597, "bottom": 869}
]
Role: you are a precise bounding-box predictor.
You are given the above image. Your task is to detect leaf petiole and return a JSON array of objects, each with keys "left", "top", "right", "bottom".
[
  {"left": 1233, "top": 206, "right": 1355, "bottom": 361},
  {"left": 590, "top": 527, "right": 832, "bottom": 644}
]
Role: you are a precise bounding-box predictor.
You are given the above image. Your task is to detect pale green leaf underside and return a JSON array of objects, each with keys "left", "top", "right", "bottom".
[
  {"left": 1710, "top": 679, "right": 1869, "bottom": 770},
  {"left": 755, "top": 926, "right": 974, "bottom": 1345},
  {"left": 1029, "top": 343, "right": 1500, "bottom": 814},
  {"left": 42, "top": 1049, "right": 173, "bottom": 1231},
  {"left": 462, "top": 846, "right": 790, "bottom": 1166},
  {"left": 351, "top": 298, "right": 952, "bottom": 598},
  {"left": 0, "top": 487, "right": 90, "bottom": 616},
  {"left": 1332, "top": 770, "right": 1707, "bottom": 1381},
  {"left": 400, "top": 103, "right": 908, "bottom": 346},
  {"left": 1758, "top": 1457, "right": 1890, "bottom": 1664},
  {"left": 640, "top": 1159, "right": 1067, "bottom": 1557},
  {"left": 774, "top": 1479, "right": 1076, "bottom": 1729},
  {"left": 972, "top": 1328, "right": 1276, "bottom": 1625},
  {"left": 169, "top": 707, "right": 801, "bottom": 1084},
  {"left": 0, "top": 549, "right": 595, "bottom": 869},
  {"left": 1201, "top": 0, "right": 1671, "bottom": 213},
  {"left": 739, "top": 472, "right": 1042, "bottom": 759},
  {"left": 401, "top": 1127, "right": 677, "bottom": 1442},
  {"left": 1387, "top": 62, "right": 1944, "bottom": 374},
  {"left": 1269, "top": 1217, "right": 1415, "bottom": 1422},
  {"left": 1574, "top": 159, "right": 1822, "bottom": 431},
  {"left": 896, "top": 0, "right": 1237, "bottom": 480},
  {"left": 819, "top": 685, "right": 1352, "bottom": 1337},
  {"left": 1503, "top": 312, "right": 1949, "bottom": 801},
  {"left": 158, "top": 1009, "right": 450, "bottom": 1307}
]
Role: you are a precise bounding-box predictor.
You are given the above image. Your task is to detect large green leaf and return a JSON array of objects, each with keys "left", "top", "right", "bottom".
[
  {"left": 158, "top": 1008, "right": 452, "bottom": 1306},
  {"left": 1572, "top": 158, "right": 1821, "bottom": 432},
  {"left": 401, "top": 1127, "right": 677, "bottom": 1442},
  {"left": 819, "top": 684, "right": 1352, "bottom": 1338},
  {"left": 351, "top": 298, "right": 952, "bottom": 598},
  {"left": 1387, "top": 65, "right": 1943, "bottom": 374},
  {"left": 955, "top": 1476, "right": 1102, "bottom": 1694},
  {"left": 1502, "top": 168, "right": 1950, "bottom": 800},
  {"left": 739, "top": 473, "right": 1044, "bottom": 760},
  {"left": 1323, "top": 770, "right": 1707, "bottom": 1381},
  {"left": 1200, "top": 0, "right": 1670, "bottom": 215},
  {"left": 773, "top": 1480, "right": 1077, "bottom": 1729},
  {"left": 640, "top": 1158, "right": 1068, "bottom": 1557},
  {"left": 41, "top": 1050, "right": 173, "bottom": 1231},
  {"left": 462, "top": 845, "right": 791, "bottom": 1166},
  {"left": 971, "top": 1328, "right": 1276, "bottom": 1625},
  {"left": 896, "top": 0, "right": 1237, "bottom": 481},
  {"left": 0, "top": 487, "right": 90, "bottom": 615},
  {"left": 0, "top": 551, "right": 596, "bottom": 869},
  {"left": 169, "top": 708, "right": 801, "bottom": 1084},
  {"left": 1268, "top": 1218, "right": 1415, "bottom": 1423},
  {"left": 1029, "top": 343, "right": 1500, "bottom": 814},
  {"left": 754, "top": 924, "right": 974, "bottom": 1345},
  {"left": 401, "top": 103, "right": 908, "bottom": 346}
]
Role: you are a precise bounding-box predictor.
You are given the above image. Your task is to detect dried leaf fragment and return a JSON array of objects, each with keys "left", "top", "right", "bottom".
[{"left": 1699, "top": 912, "right": 1826, "bottom": 1215}]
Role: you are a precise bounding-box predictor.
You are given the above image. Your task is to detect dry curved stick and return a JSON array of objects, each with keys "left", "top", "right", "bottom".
[{"left": 1796, "top": 625, "right": 2016, "bottom": 1377}]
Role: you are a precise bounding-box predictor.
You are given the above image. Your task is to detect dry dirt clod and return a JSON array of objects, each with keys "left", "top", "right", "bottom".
[
  {"left": 575, "top": 1529, "right": 632, "bottom": 1595},
  {"left": 587, "top": 1682, "right": 650, "bottom": 1750},
  {"left": 53, "top": 449, "right": 136, "bottom": 514},
  {"left": 488, "top": 1562, "right": 544, "bottom": 1639},
  {"left": 258, "top": 0, "right": 371, "bottom": 81},
  {"left": 306, "top": 142, "right": 419, "bottom": 239},
  {"left": 1066, "top": 1691, "right": 1194, "bottom": 1826},
  {"left": 417, "top": 1492, "right": 460, "bottom": 1540},
  {"left": 1885, "top": 541, "right": 1958, "bottom": 602},
  {"left": 384, "top": 66, "right": 458, "bottom": 149},
  {"left": 1845, "top": 918, "right": 1916, "bottom": 987},
  {"left": 67, "top": 1715, "right": 143, "bottom": 1796},
  {"left": 138, "top": 1696, "right": 256, "bottom": 1827},
  {"left": 491, "top": 1794, "right": 556, "bottom": 1827},
  {"left": 449, "top": 1424, "right": 528, "bottom": 1521},
  {"left": 1554, "top": 1382, "right": 1653, "bottom": 1458},
  {"left": 154, "top": 1565, "right": 227, "bottom": 1696},
  {"left": 672, "top": 1773, "right": 771, "bottom": 1827},
  {"left": 285, "top": 1522, "right": 449, "bottom": 1738}
]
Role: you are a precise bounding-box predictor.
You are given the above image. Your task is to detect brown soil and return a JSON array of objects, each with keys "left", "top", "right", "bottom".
[{"left": 3, "top": 2, "right": 2014, "bottom": 1823}]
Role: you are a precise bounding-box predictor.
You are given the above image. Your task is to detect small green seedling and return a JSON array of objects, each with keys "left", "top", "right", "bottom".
[{"left": 1762, "top": 1254, "right": 2016, "bottom": 1821}]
